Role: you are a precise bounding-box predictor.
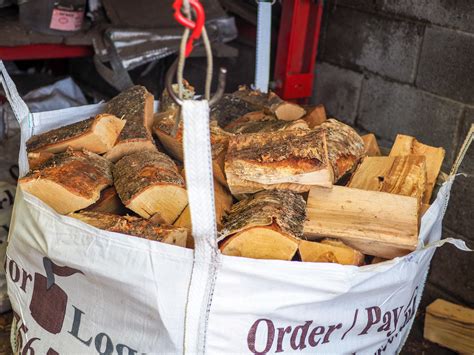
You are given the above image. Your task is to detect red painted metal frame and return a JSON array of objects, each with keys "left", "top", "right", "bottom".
[
  {"left": 274, "top": 0, "right": 324, "bottom": 100},
  {"left": 0, "top": 44, "right": 93, "bottom": 61}
]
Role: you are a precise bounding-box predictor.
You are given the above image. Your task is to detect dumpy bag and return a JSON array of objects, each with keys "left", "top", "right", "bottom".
[{"left": 2, "top": 60, "right": 472, "bottom": 354}]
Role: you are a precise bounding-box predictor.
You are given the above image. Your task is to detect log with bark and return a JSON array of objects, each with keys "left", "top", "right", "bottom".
[
  {"left": 84, "top": 186, "right": 127, "bottom": 215},
  {"left": 299, "top": 239, "right": 365, "bottom": 266},
  {"left": 70, "top": 211, "right": 187, "bottom": 247},
  {"left": 361, "top": 133, "right": 381, "bottom": 156},
  {"left": 19, "top": 149, "right": 113, "bottom": 214},
  {"left": 389, "top": 134, "right": 445, "bottom": 203},
  {"left": 224, "top": 110, "right": 309, "bottom": 134},
  {"left": 153, "top": 111, "right": 231, "bottom": 187},
  {"left": 174, "top": 178, "right": 233, "bottom": 248},
  {"left": 27, "top": 151, "right": 54, "bottom": 170},
  {"left": 424, "top": 299, "right": 474, "bottom": 354},
  {"left": 232, "top": 86, "right": 306, "bottom": 121},
  {"left": 113, "top": 150, "right": 187, "bottom": 223},
  {"left": 303, "top": 185, "right": 418, "bottom": 259},
  {"left": 225, "top": 119, "right": 364, "bottom": 197},
  {"left": 219, "top": 190, "right": 306, "bottom": 260},
  {"left": 104, "top": 86, "right": 157, "bottom": 162},
  {"left": 26, "top": 114, "right": 126, "bottom": 155},
  {"left": 211, "top": 93, "right": 264, "bottom": 127},
  {"left": 348, "top": 155, "right": 427, "bottom": 211}
]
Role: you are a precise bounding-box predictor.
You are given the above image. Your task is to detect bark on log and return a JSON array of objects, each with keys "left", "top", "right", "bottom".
[
  {"left": 113, "top": 150, "right": 187, "bottom": 223},
  {"left": 389, "top": 134, "right": 445, "bottom": 204},
  {"left": 219, "top": 190, "right": 306, "bottom": 260},
  {"left": 232, "top": 86, "right": 306, "bottom": 121},
  {"left": 224, "top": 110, "right": 308, "bottom": 134},
  {"left": 70, "top": 211, "right": 187, "bottom": 247},
  {"left": 27, "top": 151, "right": 54, "bottom": 170},
  {"left": 225, "top": 128, "right": 333, "bottom": 196},
  {"left": 299, "top": 239, "right": 365, "bottom": 266},
  {"left": 19, "top": 149, "right": 113, "bottom": 214},
  {"left": 104, "top": 86, "right": 157, "bottom": 162},
  {"left": 26, "top": 114, "right": 125, "bottom": 155},
  {"left": 210, "top": 93, "right": 257, "bottom": 127},
  {"left": 304, "top": 185, "right": 418, "bottom": 259},
  {"left": 317, "top": 119, "right": 365, "bottom": 181}
]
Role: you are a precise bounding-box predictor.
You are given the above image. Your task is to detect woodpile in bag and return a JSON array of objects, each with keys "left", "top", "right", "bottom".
[{"left": 19, "top": 84, "right": 446, "bottom": 264}]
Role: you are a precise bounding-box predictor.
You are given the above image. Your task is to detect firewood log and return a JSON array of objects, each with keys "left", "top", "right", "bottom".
[
  {"left": 301, "top": 104, "right": 327, "bottom": 128},
  {"left": 26, "top": 114, "right": 125, "bottom": 155},
  {"left": 361, "top": 133, "right": 381, "bottom": 156},
  {"left": 210, "top": 93, "right": 259, "bottom": 127},
  {"left": 348, "top": 155, "right": 427, "bottom": 211},
  {"left": 70, "top": 211, "right": 187, "bottom": 247},
  {"left": 233, "top": 86, "right": 306, "bottom": 121},
  {"left": 113, "top": 151, "right": 187, "bottom": 223},
  {"left": 304, "top": 185, "right": 418, "bottom": 259},
  {"left": 84, "top": 186, "right": 127, "bottom": 215},
  {"left": 219, "top": 190, "right": 306, "bottom": 261},
  {"left": 389, "top": 134, "right": 445, "bottom": 203},
  {"left": 299, "top": 239, "right": 365, "bottom": 266},
  {"left": 424, "top": 299, "right": 474, "bottom": 354},
  {"left": 159, "top": 81, "right": 195, "bottom": 113},
  {"left": 319, "top": 119, "right": 365, "bottom": 181},
  {"left": 104, "top": 86, "right": 157, "bottom": 162},
  {"left": 174, "top": 177, "right": 233, "bottom": 248},
  {"left": 27, "top": 151, "right": 54, "bottom": 170},
  {"left": 224, "top": 112, "right": 309, "bottom": 134},
  {"left": 225, "top": 128, "right": 333, "bottom": 196},
  {"left": 19, "top": 149, "right": 113, "bottom": 214},
  {"left": 153, "top": 111, "right": 231, "bottom": 187}
]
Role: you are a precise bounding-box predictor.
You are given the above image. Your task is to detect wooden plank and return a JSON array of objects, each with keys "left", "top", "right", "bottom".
[
  {"left": 389, "top": 134, "right": 445, "bottom": 203},
  {"left": 424, "top": 299, "right": 474, "bottom": 354},
  {"left": 303, "top": 185, "right": 418, "bottom": 259},
  {"left": 361, "top": 133, "right": 381, "bottom": 156},
  {"left": 299, "top": 239, "right": 364, "bottom": 265}
]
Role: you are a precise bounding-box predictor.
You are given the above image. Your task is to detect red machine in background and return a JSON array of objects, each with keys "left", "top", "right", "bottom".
[{"left": 274, "top": 0, "right": 324, "bottom": 101}]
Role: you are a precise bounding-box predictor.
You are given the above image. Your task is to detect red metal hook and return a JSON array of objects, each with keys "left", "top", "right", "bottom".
[{"left": 173, "top": 0, "right": 206, "bottom": 57}]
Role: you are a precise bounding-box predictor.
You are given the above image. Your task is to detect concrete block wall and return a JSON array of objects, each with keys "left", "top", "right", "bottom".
[{"left": 312, "top": 2, "right": 473, "bottom": 351}]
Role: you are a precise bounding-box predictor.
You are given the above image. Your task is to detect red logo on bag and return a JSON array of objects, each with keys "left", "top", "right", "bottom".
[{"left": 29, "top": 257, "right": 83, "bottom": 334}]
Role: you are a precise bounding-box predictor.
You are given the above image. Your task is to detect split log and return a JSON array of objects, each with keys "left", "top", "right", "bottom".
[
  {"left": 424, "top": 299, "right": 474, "bottom": 354},
  {"left": 153, "top": 111, "right": 231, "bottom": 187},
  {"left": 361, "top": 133, "right": 381, "bottom": 156},
  {"left": 113, "top": 151, "right": 187, "bottom": 223},
  {"left": 26, "top": 114, "right": 125, "bottom": 155},
  {"left": 225, "top": 112, "right": 308, "bottom": 134},
  {"left": 219, "top": 190, "right": 306, "bottom": 260},
  {"left": 19, "top": 149, "right": 113, "bottom": 214},
  {"left": 348, "top": 155, "right": 427, "bottom": 210},
  {"left": 84, "top": 186, "right": 127, "bottom": 215},
  {"left": 303, "top": 185, "right": 418, "bottom": 259},
  {"left": 70, "top": 211, "right": 187, "bottom": 247},
  {"left": 104, "top": 86, "right": 157, "bottom": 162},
  {"left": 211, "top": 93, "right": 265, "bottom": 127},
  {"left": 225, "top": 128, "right": 333, "bottom": 196},
  {"left": 27, "top": 151, "right": 54, "bottom": 170},
  {"left": 299, "top": 239, "right": 364, "bottom": 266},
  {"left": 301, "top": 104, "right": 327, "bottom": 128},
  {"left": 232, "top": 86, "right": 306, "bottom": 121},
  {"left": 319, "top": 119, "right": 366, "bottom": 181},
  {"left": 389, "top": 134, "right": 445, "bottom": 203},
  {"left": 159, "top": 81, "right": 195, "bottom": 113},
  {"left": 174, "top": 178, "right": 233, "bottom": 248}
]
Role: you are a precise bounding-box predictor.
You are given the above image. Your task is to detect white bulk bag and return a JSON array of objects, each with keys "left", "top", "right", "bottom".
[{"left": 1, "top": 61, "right": 470, "bottom": 354}]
